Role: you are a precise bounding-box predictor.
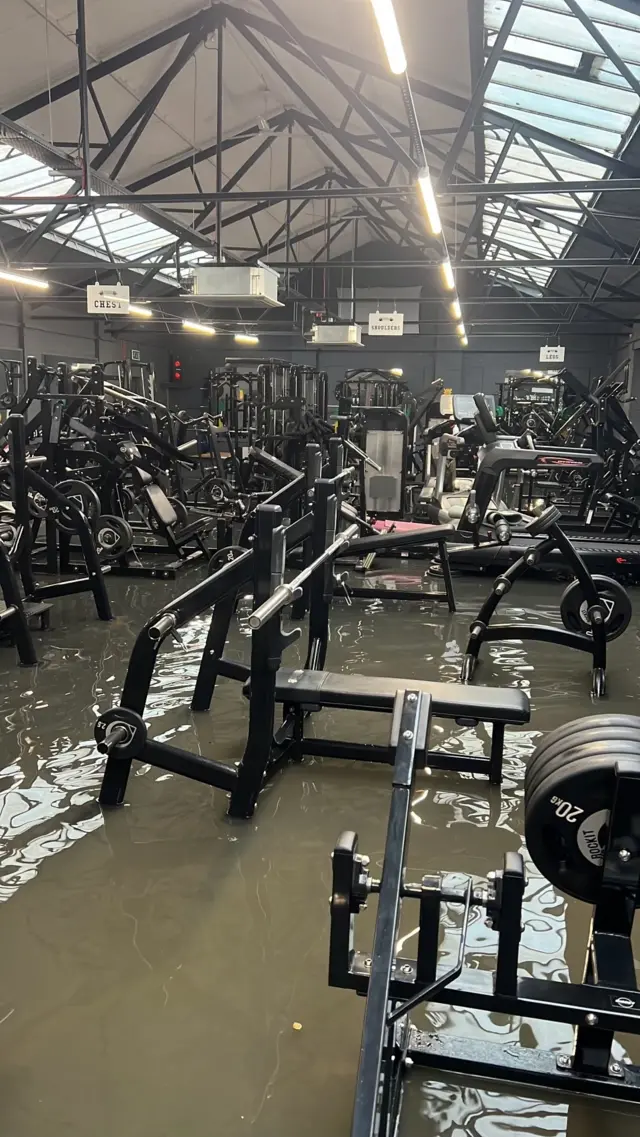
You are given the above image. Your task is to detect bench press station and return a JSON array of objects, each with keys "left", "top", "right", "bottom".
[
  {"left": 95, "top": 463, "right": 529, "bottom": 818},
  {"left": 332, "top": 704, "right": 640, "bottom": 1135}
]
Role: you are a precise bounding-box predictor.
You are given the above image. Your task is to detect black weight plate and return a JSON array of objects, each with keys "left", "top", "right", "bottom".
[
  {"left": 94, "top": 706, "right": 147, "bottom": 761},
  {"left": 0, "top": 512, "right": 17, "bottom": 549},
  {"left": 525, "top": 715, "right": 640, "bottom": 800},
  {"left": 560, "top": 574, "right": 632, "bottom": 642},
  {"left": 96, "top": 515, "right": 134, "bottom": 559},
  {"left": 526, "top": 722, "right": 640, "bottom": 807},
  {"left": 526, "top": 740, "right": 640, "bottom": 904},
  {"left": 208, "top": 545, "right": 245, "bottom": 575},
  {"left": 203, "top": 477, "right": 230, "bottom": 506},
  {"left": 526, "top": 717, "right": 640, "bottom": 802},
  {"left": 55, "top": 479, "right": 101, "bottom": 532},
  {"left": 524, "top": 714, "right": 608, "bottom": 794}
]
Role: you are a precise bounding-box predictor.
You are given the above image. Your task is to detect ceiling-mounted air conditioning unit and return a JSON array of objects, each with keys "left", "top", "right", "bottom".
[
  {"left": 310, "top": 322, "right": 364, "bottom": 346},
  {"left": 182, "top": 265, "right": 283, "bottom": 307}
]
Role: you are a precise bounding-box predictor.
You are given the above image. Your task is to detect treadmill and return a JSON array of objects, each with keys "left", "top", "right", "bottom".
[{"left": 449, "top": 396, "right": 640, "bottom": 584}]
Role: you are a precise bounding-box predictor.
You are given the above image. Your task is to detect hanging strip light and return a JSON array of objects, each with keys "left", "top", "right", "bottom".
[
  {"left": 389, "top": 367, "right": 404, "bottom": 377},
  {"left": 129, "top": 304, "right": 154, "bottom": 319},
  {"left": 234, "top": 333, "right": 259, "bottom": 345},
  {"left": 0, "top": 268, "right": 48, "bottom": 290},
  {"left": 460, "top": 335, "right": 468, "bottom": 348},
  {"left": 183, "top": 319, "right": 216, "bottom": 335},
  {"left": 440, "top": 258, "right": 455, "bottom": 291},
  {"left": 417, "top": 172, "right": 442, "bottom": 236},
  {"left": 370, "top": 0, "right": 407, "bottom": 74},
  {"left": 450, "top": 298, "right": 462, "bottom": 321},
  {"left": 456, "top": 323, "right": 466, "bottom": 339}
]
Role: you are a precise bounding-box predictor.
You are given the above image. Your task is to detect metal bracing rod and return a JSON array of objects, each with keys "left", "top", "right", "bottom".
[
  {"left": 196, "top": 132, "right": 279, "bottom": 231},
  {"left": 230, "top": 19, "right": 428, "bottom": 242},
  {"left": 563, "top": 0, "right": 640, "bottom": 101},
  {"left": 4, "top": 7, "right": 219, "bottom": 121},
  {"left": 339, "top": 73, "right": 366, "bottom": 133},
  {"left": 0, "top": 187, "right": 413, "bottom": 208},
  {"left": 128, "top": 110, "right": 290, "bottom": 191},
  {"left": 14, "top": 183, "right": 82, "bottom": 257},
  {"left": 484, "top": 107, "right": 640, "bottom": 175},
  {"left": 199, "top": 173, "right": 329, "bottom": 237},
  {"left": 76, "top": 0, "right": 92, "bottom": 197},
  {"left": 239, "top": 257, "right": 632, "bottom": 269},
  {"left": 216, "top": 17, "right": 224, "bottom": 264},
  {"left": 253, "top": 185, "right": 325, "bottom": 261},
  {"left": 257, "top": 0, "right": 417, "bottom": 173},
  {"left": 521, "top": 132, "right": 628, "bottom": 257},
  {"left": 230, "top": 16, "right": 414, "bottom": 206},
  {"left": 439, "top": 0, "right": 523, "bottom": 188},
  {"left": 399, "top": 76, "right": 428, "bottom": 170},
  {"left": 468, "top": 0, "right": 486, "bottom": 249},
  {"left": 456, "top": 124, "right": 517, "bottom": 260},
  {"left": 134, "top": 243, "right": 179, "bottom": 293},
  {"left": 7, "top": 178, "right": 640, "bottom": 210},
  {"left": 228, "top": 2, "right": 467, "bottom": 114},
  {"left": 512, "top": 199, "right": 632, "bottom": 258},
  {"left": 88, "top": 81, "right": 111, "bottom": 141},
  {"left": 94, "top": 26, "right": 206, "bottom": 172},
  {"left": 109, "top": 29, "right": 204, "bottom": 183},
  {"left": 285, "top": 120, "right": 293, "bottom": 273}
]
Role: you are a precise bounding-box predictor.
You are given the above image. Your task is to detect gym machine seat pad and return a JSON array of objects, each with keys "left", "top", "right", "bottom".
[{"left": 243, "top": 668, "right": 530, "bottom": 723}]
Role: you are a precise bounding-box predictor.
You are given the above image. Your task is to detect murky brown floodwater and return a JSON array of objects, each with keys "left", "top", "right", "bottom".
[{"left": 0, "top": 567, "right": 639, "bottom": 1137}]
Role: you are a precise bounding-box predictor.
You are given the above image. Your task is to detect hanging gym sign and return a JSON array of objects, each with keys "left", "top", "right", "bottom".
[
  {"left": 368, "top": 310, "right": 404, "bottom": 336},
  {"left": 87, "top": 284, "right": 130, "bottom": 315},
  {"left": 540, "top": 344, "right": 565, "bottom": 363}
]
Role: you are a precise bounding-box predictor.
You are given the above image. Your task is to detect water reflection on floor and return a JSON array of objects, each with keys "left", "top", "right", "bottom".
[{"left": 0, "top": 569, "right": 639, "bottom": 1136}]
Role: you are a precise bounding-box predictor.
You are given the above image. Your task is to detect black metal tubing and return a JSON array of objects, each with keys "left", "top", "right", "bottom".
[
  {"left": 95, "top": 24, "right": 207, "bottom": 172},
  {"left": 129, "top": 109, "right": 291, "bottom": 191},
  {"left": 0, "top": 545, "right": 37, "bottom": 666},
  {"left": 564, "top": 0, "right": 640, "bottom": 100},
  {"left": 13, "top": 179, "right": 640, "bottom": 208},
  {"left": 216, "top": 17, "right": 224, "bottom": 260},
  {"left": 351, "top": 690, "right": 430, "bottom": 1137},
  {"left": 259, "top": 0, "right": 417, "bottom": 174},
  {"left": 76, "top": 0, "right": 92, "bottom": 194},
  {"left": 483, "top": 107, "right": 640, "bottom": 177},
  {"left": 439, "top": 0, "right": 523, "bottom": 188}
]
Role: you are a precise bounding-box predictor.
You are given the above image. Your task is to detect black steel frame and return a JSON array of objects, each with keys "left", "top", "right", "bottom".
[
  {"left": 1, "top": 0, "right": 639, "bottom": 333},
  {"left": 330, "top": 752, "right": 640, "bottom": 1136}
]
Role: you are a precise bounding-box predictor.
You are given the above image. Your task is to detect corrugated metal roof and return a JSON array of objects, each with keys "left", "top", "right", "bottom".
[
  {"left": 0, "top": 141, "right": 208, "bottom": 279},
  {"left": 482, "top": 0, "right": 640, "bottom": 290}
]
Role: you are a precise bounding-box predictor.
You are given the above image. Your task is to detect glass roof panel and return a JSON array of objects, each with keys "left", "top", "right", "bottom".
[
  {"left": 481, "top": 0, "right": 640, "bottom": 287},
  {"left": 0, "top": 142, "right": 211, "bottom": 282}
]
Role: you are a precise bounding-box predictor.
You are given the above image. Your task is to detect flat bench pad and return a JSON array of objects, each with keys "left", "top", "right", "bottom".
[{"left": 249, "top": 669, "right": 530, "bottom": 724}]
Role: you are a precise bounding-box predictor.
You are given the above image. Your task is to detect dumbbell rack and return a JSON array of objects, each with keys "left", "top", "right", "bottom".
[{"left": 331, "top": 743, "right": 640, "bottom": 1137}]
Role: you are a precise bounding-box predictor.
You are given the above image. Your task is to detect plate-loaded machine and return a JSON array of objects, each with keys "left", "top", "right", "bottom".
[
  {"left": 448, "top": 397, "right": 640, "bottom": 583},
  {"left": 95, "top": 448, "right": 528, "bottom": 818},
  {"left": 331, "top": 707, "right": 640, "bottom": 1136}
]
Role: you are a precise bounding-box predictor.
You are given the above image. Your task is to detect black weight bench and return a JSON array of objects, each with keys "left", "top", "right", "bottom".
[{"left": 244, "top": 668, "right": 530, "bottom": 784}]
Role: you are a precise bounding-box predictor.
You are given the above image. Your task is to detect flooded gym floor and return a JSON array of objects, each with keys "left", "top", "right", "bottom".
[{"left": 0, "top": 567, "right": 639, "bottom": 1137}]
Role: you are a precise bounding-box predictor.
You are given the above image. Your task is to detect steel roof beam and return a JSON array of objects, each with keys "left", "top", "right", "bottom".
[
  {"left": 256, "top": 0, "right": 418, "bottom": 173},
  {"left": 483, "top": 108, "right": 640, "bottom": 175},
  {"left": 4, "top": 8, "right": 218, "bottom": 120},
  {"left": 0, "top": 112, "right": 218, "bottom": 254},
  {"left": 128, "top": 110, "right": 291, "bottom": 191},
  {"left": 440, "top": 0, "right": 523, "bottom": 188},
  {"left": 563, "top": 0, "right": 640, "bottom": 101},
  {"left": 217, "top": 2, "right": 467, "bottom": 114},
  {"left": 94, "top": 25, "right": 207, "bottom": 172}
]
